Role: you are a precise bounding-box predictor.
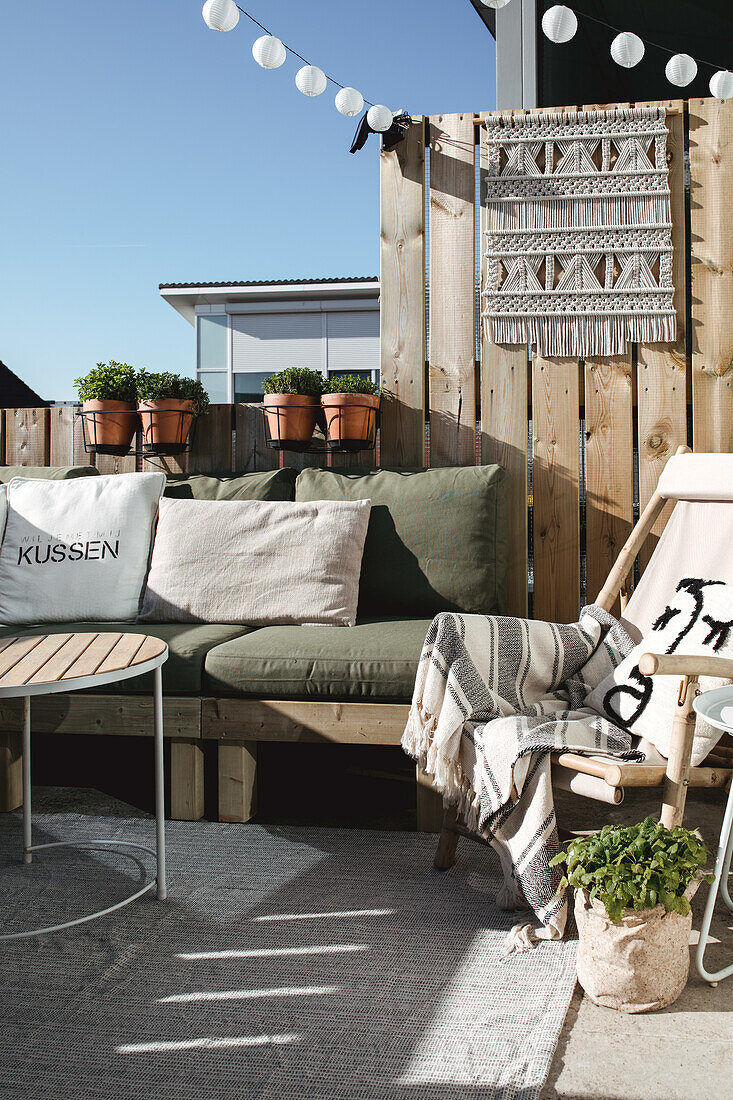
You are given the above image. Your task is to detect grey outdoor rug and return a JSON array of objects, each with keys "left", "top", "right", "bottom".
[{"left": 0, "top": 789, "right": 577, "bottom": 1100}]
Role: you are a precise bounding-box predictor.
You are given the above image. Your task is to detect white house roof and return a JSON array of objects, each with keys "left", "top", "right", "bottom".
[{"left": 159, "top": 277, "right": 380, "bottom": 325}]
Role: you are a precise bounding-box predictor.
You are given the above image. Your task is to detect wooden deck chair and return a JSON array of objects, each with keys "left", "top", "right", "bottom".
[{"left": 435, "top": 447, "right": 733, "bottom": 871}]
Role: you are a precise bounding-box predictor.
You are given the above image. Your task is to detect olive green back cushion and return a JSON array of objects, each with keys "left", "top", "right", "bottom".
[
  {"left": 0, "top": 466, "right": 99, "bottom": 482},
  {"left": 164, "top": 468, "right": 296, "bottom": 501},
  {"left": 295, "top": 465, "right": 509, "bottom": 617}
]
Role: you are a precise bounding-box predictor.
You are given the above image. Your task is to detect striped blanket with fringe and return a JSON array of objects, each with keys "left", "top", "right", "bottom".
[{"left": 402, "top": 605, "right": 643, "bottom": 949}]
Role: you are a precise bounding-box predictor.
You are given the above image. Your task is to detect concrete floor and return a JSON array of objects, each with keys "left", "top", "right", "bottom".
[{"left": 542, "top": 786, "right": 733, "bottom": 1100}]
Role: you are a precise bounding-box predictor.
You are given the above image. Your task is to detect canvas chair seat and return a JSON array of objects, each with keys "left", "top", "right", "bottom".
[
  {"left": 555, "top": 449, "right": 733, "bottom": 805},
  {"left": 436, "top": 450, "right": 733, "bottom": 876}
]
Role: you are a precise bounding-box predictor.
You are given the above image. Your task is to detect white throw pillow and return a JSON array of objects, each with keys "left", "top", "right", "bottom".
[
  {"left": 0, "top": 473, "right": 165, "bottom": 624},
  {"left": 139, "top": 497, "right": 372, "bottom": 626},
  {"left": 586, "top": 577, "right": 733, "bottom": 765}
]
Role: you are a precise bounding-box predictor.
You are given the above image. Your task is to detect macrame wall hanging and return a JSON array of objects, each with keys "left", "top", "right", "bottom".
[{"left": 481, "top": 106, "right": 676, "bottom": 358}]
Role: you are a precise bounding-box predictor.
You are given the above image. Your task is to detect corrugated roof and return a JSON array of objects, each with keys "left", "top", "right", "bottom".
[{"left": 159, "top": 276, "right": 379, "bottom": 289}]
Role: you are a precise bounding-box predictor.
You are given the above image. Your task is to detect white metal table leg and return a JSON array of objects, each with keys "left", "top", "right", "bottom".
[
  {"left": 696, "top": 780, "right": 733, "bottom": 984},
  {"left": 154, "top": 665, "right": 167, "bottom": 901},
  {"left": 22, "top": 697, "right": 31, "bottom": 866}
]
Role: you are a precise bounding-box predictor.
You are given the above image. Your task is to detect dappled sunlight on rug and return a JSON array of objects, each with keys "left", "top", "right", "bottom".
[{"left": 0, "top": 790, "right": 576, "bottom": 1100}]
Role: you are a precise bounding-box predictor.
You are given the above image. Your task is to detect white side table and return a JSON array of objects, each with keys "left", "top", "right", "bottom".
[
  {"left": 692, "top": 685, "right": 733, "bottom": 984},
  {"left": 0, "top": 631, "right": 168, "bottom": 940}
]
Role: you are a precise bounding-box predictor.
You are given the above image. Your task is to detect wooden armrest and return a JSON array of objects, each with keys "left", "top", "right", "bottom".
[{"left": 638, "top": 652, "right": 733, "bottom": 679}]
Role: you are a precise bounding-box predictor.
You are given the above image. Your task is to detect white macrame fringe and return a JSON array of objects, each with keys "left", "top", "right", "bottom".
[{"left": 484, "top": 310, "right": 676, "bottom": 358}]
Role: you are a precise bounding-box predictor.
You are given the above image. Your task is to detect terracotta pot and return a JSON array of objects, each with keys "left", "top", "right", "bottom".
[
  {"left": 138, "top": 399, "right": 196, "bottom": 454},
  {"left": 263, "top": 394, "right": 319, "bottom": 451},
  {"left": 574, "top": 877, "right": 702, "bottom": 1013},
  {"left": 321, "top": 393, "right": 380, "bottom": 452},
  {"left": 82, "top": 399, "right": 137, "bottom": 454}
]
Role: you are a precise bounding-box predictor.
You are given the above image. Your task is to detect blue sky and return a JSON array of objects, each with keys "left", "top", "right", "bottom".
[{"left": 1, "top": 1, "right": 495, "bottom": 401}]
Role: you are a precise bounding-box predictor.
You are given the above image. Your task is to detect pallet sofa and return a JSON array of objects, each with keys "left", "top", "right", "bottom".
[{"left": 0, "top": 462, "right": 509, "bottom": 827}]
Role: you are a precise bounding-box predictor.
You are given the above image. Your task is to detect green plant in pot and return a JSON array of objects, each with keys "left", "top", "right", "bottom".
[
  {"left": 75, "top": 361, "right": 138, "bottom": 454},
  {"left": 262, "top": 367, "right": 325, "bottom": 451},
  {"left": 551, "top": 817, "right": 712, "bottom": 1013},
  {"left": 321, "top": 375, "right": 380, "bottom": 452},
  {"left": 136, "top": 371, "right": 210, "bottom": 454}
]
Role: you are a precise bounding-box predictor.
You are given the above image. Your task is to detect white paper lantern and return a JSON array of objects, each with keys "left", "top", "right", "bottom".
[
  {"left": 252, "top": 35, "right": 286, "bottom": 69},
  {"left": 295, "top": 65, "right": 327, "bottom": 97},
  {"left": 611, "top": 32, "right": 645, "bottom": 68},
  {"left": 710, "top": 69, "right": 733, "bottom": 101},
  {"left": 541, "top": 6, "right": 577, "bottom": 44},
  {"left": 480, "top": 0, "right": 513, "bottom": 8},
  {"left": 202, "top": 0, "right": 239, "bottom": 33},
  {"left": 335, "top": 87, "right": 364, "bottom": 117},
  {"left": 665, "top": 53, "right": 697, "bottom": 87},
  {"left": 367, "top": 105, "right": 394, "bottom": 133}
]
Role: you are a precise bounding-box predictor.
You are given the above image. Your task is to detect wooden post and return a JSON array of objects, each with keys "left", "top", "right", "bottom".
[
  {"left": 636, "top": 100, "right": 688, "bottom": 572},
  {"left": 532, "top": 356, "right": 580, "bottom": 622},
  {"left": 434, "top": 806, "right": 460, "bottom": 869},
  {"left": 170, "top": 740, "right": 205, "bottom": 821},
  {"left": 379, "top": 117, "right": 426, "bottom": 467},
  {"left": 689, "top": 98, "right": 733, "bottom": 453},
  {"left": 218, "top": 742, "right": 258, "bottom": 823},
  {"left": 0, "top": 732, "right": 22, "bottom": 813},
  {"left": 428, "top": 112, "right": 476, "bottom": 467},
  {"left": 416, "top": 765, "right": 444, "bottom": 832},
  {"left": 479, "top": 114, "right": 530, "bottom": 618},
  {"left": 660, "top": 676, "right": 698, "bottom": 828}
]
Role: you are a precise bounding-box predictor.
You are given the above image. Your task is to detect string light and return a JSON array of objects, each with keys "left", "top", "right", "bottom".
[
  {"left": 610, "top": 32, "right": 645, "bottom": 69},
  {"left": 252, "top": 35, "right": 286, "bottom": 69},
  {"left": 366, "top": 105, "right": 394, "bottom": 133},
  {"left": 541, "top": 6, "right": 577, "bottom": 45},
  {"left": 536, "top": 3, "right": 730, "bottom": 95},
  {"left": 202, "top": 0, "right": 383, "bottom": 126},
  {"left": 665, "top": 54, "right": 697, "bottom": 88}
]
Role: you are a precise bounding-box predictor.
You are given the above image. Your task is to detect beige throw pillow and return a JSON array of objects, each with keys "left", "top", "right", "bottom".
[{"left": 139, "top": 497, "right": 371, "bottom": 626}]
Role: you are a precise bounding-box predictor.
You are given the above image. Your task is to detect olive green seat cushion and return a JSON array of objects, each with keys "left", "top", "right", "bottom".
[
  {"left": 204, "top": 617, "right": 433, "bottom": 701},
  {"left": 0, "top": 623, "right": 254, "bottom": 695},
  {"left": 0, "top": 466, "right": 99, "bottom": 482},
  {"left": 164, "top": 469, "right": 296, "bottom": 501},
  {"left": 295, "top": 465, "right": 509, "bottom": 617}
]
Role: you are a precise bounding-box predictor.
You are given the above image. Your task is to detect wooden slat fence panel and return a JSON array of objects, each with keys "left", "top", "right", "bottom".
[
  {"left": 532, "top": 357, "right": 580, "bottom": 621},
  {"left": 636, "top": 100, "right": 689, "bottom": 571},
  {"left": 530, "top": 107, "right": 581, "bottom": 622},
  {"left": 428, "top": 113, "right": 476, "bottom": 467},
  {"left": 235, "top": 403, "right": 279, "bottom": 472},
  {"left": 379, "top": 116, "right": 426, "bottom": 468},
  {"left": 49, "top": 405, "right": 93, "bottom": 468},
  {"left": 187, "top": 403, "right": 234, "bottom": 473},
  {"left": 584, "top": 356, "right": 633, "bottom": 609},
  {"left": 5, "top": 408, "right": 50, "bottom": 466},
  {"left": 690, "top": 98, "right": 733, "bottom": 452},
  {"left": 479, "top": 116, "right": 529, "bottom": 617},
  {"left": 581, "top": 102, "right": 634, "bottom": 612}
]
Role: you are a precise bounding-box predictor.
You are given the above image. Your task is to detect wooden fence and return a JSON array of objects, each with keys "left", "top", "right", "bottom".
[
  {"left": 379, "top": 96, "right": 733, "bottom": 621},
  {"left": 2, "top": 97, "right": 731, "bottom": 625}
]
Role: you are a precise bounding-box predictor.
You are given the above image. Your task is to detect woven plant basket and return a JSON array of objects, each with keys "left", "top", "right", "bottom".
[{"left": 574, "top": 877, "right": 701, "bottom": 1013}]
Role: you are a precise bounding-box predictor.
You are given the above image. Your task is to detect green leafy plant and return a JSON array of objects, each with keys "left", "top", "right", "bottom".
[
  {"left": 136, "top": 371, "right": 210, "bottom": 414},
  {"left": 550, "top": 816, "right": 712, "bottom": 924},
  {"left": 262, "top": 367, "right": 325, "bottom": 397},
  {"left": 75, "top": 361, "right": 137, "bottom": 403},
  {"left": 321, "top": 374, "right": 381, "bottom": 396}
]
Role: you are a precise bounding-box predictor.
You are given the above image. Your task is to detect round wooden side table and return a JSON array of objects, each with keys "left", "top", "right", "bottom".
[
  {"left": 692, "top": 684, "right": 733, "bottom": 984},
  {"left": 0, "top": 631, "right": 168, "bottom": 940}
]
